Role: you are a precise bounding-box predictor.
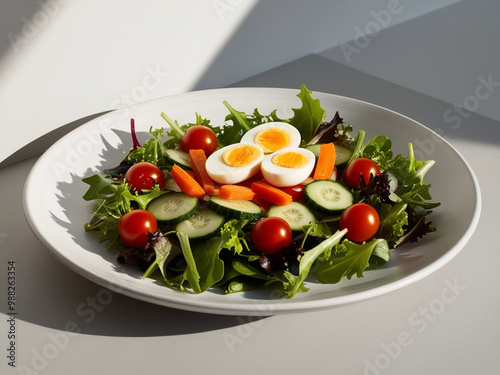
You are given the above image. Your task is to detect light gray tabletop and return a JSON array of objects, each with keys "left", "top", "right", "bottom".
[{"left": 1, "top": 51, "right": 499, "bottom": 374}]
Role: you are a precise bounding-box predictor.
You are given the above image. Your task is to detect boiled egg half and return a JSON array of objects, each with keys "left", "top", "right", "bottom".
[
  {"left": 261, "top": 147, "right": 316, "bottom": 187},
  {"left": 205, "top": 143, "right": 265, "bottom": 184},
  {"left": 240, "top": 122, "right": 301, "bottom": 154}
]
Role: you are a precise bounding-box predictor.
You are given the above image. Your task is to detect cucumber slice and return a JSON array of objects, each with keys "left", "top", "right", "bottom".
[
  {"left": 147, "top": 192, "right": 199, "bottom": 225},
  {"left": 304, "top": 180, "right": 353, "bottom": 214},
  {"left": 303, "top": 144, "right": 321, "bottom": 157},
  {"left": 267, "top": 202, "right": 316, "bottom": 231},
  {"left": 165, "top": 149, "right": 192, "bottom": 170},
  {"left": 175, "top": 207, "right": 225, "bottom": 240},
  {"left": 304, "top": 144, "right": 353, "bottom": 167},
  {"left": 334, "top": 144, "right": 354, "bottom": 167},
  {"left": 208, "top": 196, "right": 262, "bottom": 221}
]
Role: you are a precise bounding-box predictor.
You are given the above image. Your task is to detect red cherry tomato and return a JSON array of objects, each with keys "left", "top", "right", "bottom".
[
  {"left": 125, "top": 162, "right": 164, "bottom": 193},
  {"left": 281, "top": 184, "right": 305, "bottom": 202},
  {"left": 342, "top": 158, "right": 381, "bottom": 187},
  {"left": 250, "top": 217, "right": 292, "bottom": 254},
  {"left": 118, "top": 210, "right": 158, "bottom": 248},
  {"left": 339, "top": 203, "right": 380, "bottom": 242},
  {"left": 180, "top": 125, "right": 218, "bottom": 155}
]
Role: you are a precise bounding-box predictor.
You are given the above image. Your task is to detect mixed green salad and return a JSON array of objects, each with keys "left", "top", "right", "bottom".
[{"left": 83, "top": 85, "right": 440, "bottom": 298}]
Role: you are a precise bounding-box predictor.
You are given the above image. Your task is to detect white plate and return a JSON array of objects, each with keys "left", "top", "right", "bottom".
[{"left": 23, "top": 87, "right": 481, "bottom": 316}]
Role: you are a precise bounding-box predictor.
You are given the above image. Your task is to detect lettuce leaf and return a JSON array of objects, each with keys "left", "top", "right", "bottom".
[
  {"left": 282, "top": 229, "right": 347, "bottom": 298},
  {"left": 126, "top": 127, "right": 167, "bottom": 166},
  {"left": 289, "top": 85, "right": 326, "bottom": 144},
  {"left": 313, "top": 238, "right": 390, "bottom": 284},
  {"left": 82, "top": 174, "right": 166, "bottom": 249},
  {"left": 376, "top": 202, "right": 408, "bottom": 248}
]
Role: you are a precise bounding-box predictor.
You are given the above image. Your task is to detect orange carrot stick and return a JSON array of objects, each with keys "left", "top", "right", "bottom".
[
  {"left": 219, "top": 185, "right": 256, "bottom": 200},
  {"left": 251, "top": 180, "right": 292, "bottom": 206},
  {"left": 171, "top": 164, "right": 206, "bottom": 199},
  {"left": 189, "top": 149, "right": 219, "bottom": 195},
  {"left": 313, "top": 143, "right": 336, "bottom": 180}
]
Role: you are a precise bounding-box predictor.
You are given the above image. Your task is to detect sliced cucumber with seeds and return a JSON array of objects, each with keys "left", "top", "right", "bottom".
[
  {"left": 208, "top": 196, "right": 262, "bottom": 221},
  {"left": 267, "top": 202, "right": 316, "bottom": 231},
  {"left": 165, "top": 149, "right": 192, "bottom": 170},
  {"left": 304, "top": 144, "right": 353, "bottom": 167},
  {"left": 304, "top": 180, "right": 353, "bottom": 214},
  {"left": 175, "top": 207, "right": 225, "bottom": 240},
  {"left": 147, "top": 192, "right": 199, "bottom": 225}
]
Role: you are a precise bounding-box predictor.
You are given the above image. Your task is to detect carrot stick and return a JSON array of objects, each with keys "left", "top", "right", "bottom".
[
  {"left": 219, "top": 185, "right": 255, "bottom": 200},
  {"left": 171, "top": 164, "right": 206, "bottom": 199},
  {"left": 313, "top": 143, "right": 336, "bottom": 180},
  {"left": 251, "top": 180, "right": 292, "bottom": 206},
  {"left": 189, "top": 149, "right": 219, "bottom": 195}
]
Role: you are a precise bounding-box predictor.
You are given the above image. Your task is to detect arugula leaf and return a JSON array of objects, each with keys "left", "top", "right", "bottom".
[
  {"left": 388, "top": 144, "right": 440, "bottom": 210},
  {"left": 313, "top": 238, "right": 390, "bottom": 284},
  {"left": 167, "top": 232, "right": 201, "bottom": 293},
  {"left": 223, "top": 101, "right": 252, "bottom": 132},
  {"left": 289, "top": 85, "right": 326, "bottom": 144}
]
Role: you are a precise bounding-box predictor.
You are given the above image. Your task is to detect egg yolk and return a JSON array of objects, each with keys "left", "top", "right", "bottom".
[
  {"left": 272, "top": 151, "right": 308, "bottom": 169},
  {"left": 254, "top": 128, "right": 291, "bottom": 153},
  {"left": 222, "top": 144, "right": 261, "bottom": 167}
]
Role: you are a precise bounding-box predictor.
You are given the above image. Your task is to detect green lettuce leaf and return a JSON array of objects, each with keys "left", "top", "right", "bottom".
[
  {"left": 388, "top": 143, "right": 440, "bottom": 210},
  {"left": 289, "top": 85, "right": 326, "bottom": 144},
  {"left": 166, "top": 232, "right": 201, "bottom": 293},
  {"left": 313, "top": 238, "right": 390, "bottom": 284},
  {"left": 376, "top": 203, "right": 408, "bottom": 248},
  {"left": 220, "top": 219, "right": 250, "bottom": 255},
  {"left": 83, "top": 174, "right": 166, "bottom": 250},
  {"left": 282, "top": 229, "right": 347, "bottom": 298},
  {"left": 126, "top": 127, "right": 167, "bottom": 166}
]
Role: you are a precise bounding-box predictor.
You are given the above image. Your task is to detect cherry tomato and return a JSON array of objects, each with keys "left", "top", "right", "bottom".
[
  {"left": 180, "top": 125, "right": 218, "bottom": 155},
  {"left": 339, "top": 203, "right": 380, "bottom": 242},
  {"left": 281, "top": 184, "right": 305, "bottom": 203},
  {"left": 118, "top": 209, "right": 158, "bottom": 248},
  {"left": 251, "top": 217, "right": 292, "bottom": 254},
  {"left": 125, "top": 162, "right": 164, "bottom": 193},
  {"left": 342, "top": 158, "right": 381, "bottom": 187}
]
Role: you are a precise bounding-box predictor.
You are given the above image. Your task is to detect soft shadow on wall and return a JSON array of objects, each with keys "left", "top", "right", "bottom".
[{"left": 191, "top": 0, "right": 463, "bottom": 91}]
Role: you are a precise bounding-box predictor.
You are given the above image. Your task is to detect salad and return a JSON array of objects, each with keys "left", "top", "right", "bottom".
[{"left": 83, "top": 85, "right": 440, "bottom": 298}]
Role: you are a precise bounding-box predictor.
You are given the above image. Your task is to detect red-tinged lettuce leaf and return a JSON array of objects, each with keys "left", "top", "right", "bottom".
[
  {"left": 308, "top": 111, "right": 354, "bottom": 146},
  {"left": 394, "top": 206, "right": 437, "bottom": 248}
]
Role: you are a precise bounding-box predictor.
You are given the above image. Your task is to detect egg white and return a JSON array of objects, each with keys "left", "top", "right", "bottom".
[
  {"left": 261, "top": 147, "right": 316, "bottom": 187},
  {"left": 205, "top": 143, "right": 265, "bottom": 185},
  {"left": 240, "top": 122, "right": 301, "bottom": 153}
]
